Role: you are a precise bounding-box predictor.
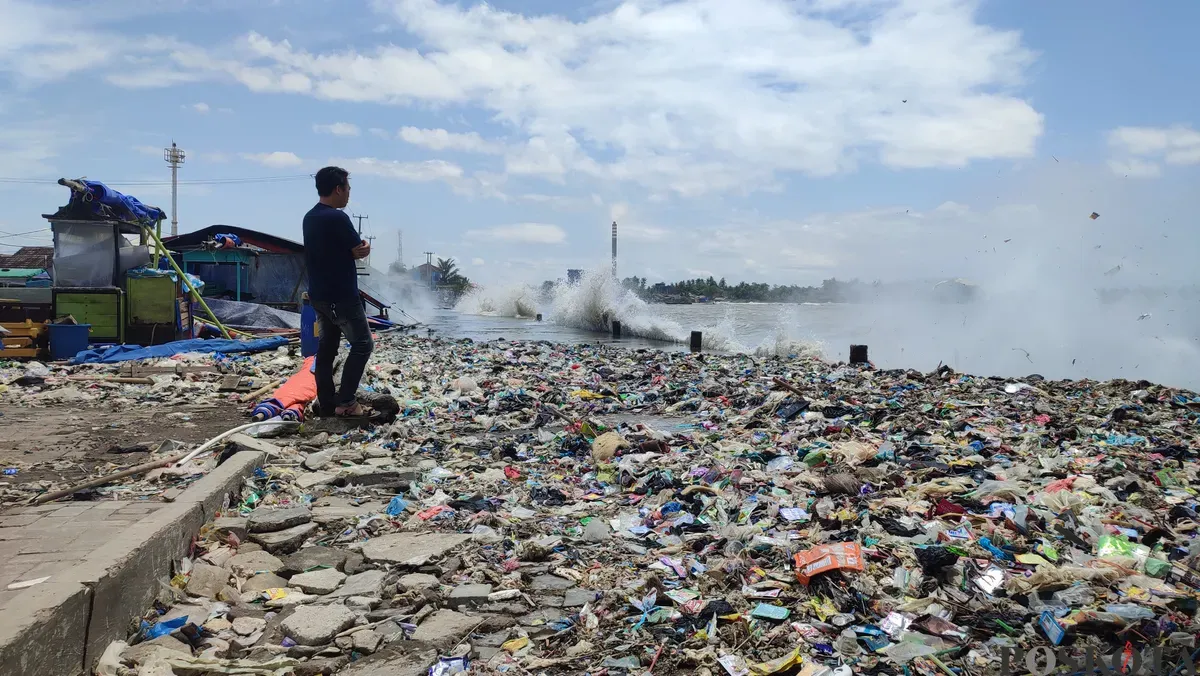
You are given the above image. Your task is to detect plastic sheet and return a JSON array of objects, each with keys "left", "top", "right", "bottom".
[{"left": 70, "top": 337, "right": 288, "bottom": 364}]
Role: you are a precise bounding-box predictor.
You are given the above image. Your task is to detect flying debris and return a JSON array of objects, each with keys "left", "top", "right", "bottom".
[
  {"left": 1089, "top": 212, "right": 1100, "bottom": 220},
  {"left": 1138, "top": 313, "right": 1152, "bottom": 321},
  {"left": 1012, "top": 347, "right": 1032, "bottom": 363},
  {"left": 1104, "top": 264, "right": 1122, "bottom": 276}
]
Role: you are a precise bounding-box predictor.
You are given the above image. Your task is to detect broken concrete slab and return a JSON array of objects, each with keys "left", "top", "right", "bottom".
[
  {"left": 519, "top": 608, "right": 568, "bottom": 627},
  {"left": 248, "top": 522, "right": 317, "bottom": 554},
  {"left": 352, "top": 629, "right": 382, "bottom": 655},
  {"left": 121, "top": 635, "right": 192, "bottom": 665},
  {"left": 322, "top": 569, "right": 385, "bottom": 600},
  {"left": 281, "top": 546, "right": 349, "bottom": 576},
  {"left": 397, "top": 573, "right": 441, "bottom": 590},
  {"left": 302, "top": 448, "right": 336, "bottom": 471},
  {"left": 243, "top": 572, "right": 290, "bottom": 594},
  {"left": 232, "top": 616, "right": 267, "bottom": 637},
  {"left": 447, "top": 583, "right": 493, "bottom": 609},
  {"left": 529, "top": 574, "right": 576, "bottom": 592},
  {"left": 337, "top": 646, "right": 438, "bottom": 676},
  {"left": 247, "top": 505, "right": 312, "bottom": 534},
  {"left": 563, "top": 588, "right": 596, "bottom": 608},
  {"left": 289, "top": 568, "right": 346, "bottom": 595},
  {"left": 187, "top": 562, "right": 231, "bottom": 598},
  {"left": 410, "top": 609, "right": 480, "bottom": 650},
  {"left": 280, "top": 605, "right": 357, "bottom": 646},
  {"left": 295, "top": 471, "right": 337, "bottom": 489},
  {"left": 225, "top": 550, "right": 285, "bottom": 575},
  {"left": 212, "top": 516, "right": 249, "bottom": 541},
  {"left": 334, "top": 467, "right": 420, "bottom": 490},
  {"left": 360, "top": 532, "right": 470, "bottom": 567}
]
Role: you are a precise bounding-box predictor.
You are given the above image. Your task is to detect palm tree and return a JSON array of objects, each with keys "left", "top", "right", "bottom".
[
  {"left": 436, "top": 258, "right": 460, "bottom": 283},
  {"left": 436, "top": 257, "right": 470, "bottom": 294}
]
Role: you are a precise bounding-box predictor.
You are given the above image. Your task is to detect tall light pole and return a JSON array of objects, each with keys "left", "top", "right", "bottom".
[
  {"left": 164, "top": 142, "right": 185, "bottom": 237},
  {"left": 611, "top": 220, "right": 617, "bottom": 278}
]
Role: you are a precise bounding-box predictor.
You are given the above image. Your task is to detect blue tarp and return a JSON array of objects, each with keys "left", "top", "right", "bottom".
[
  {"left": 82, "top": 181, "right": 167, "bottom": 224},
  {"left": 70, "top": 336, "right": 288, "bottom": 365}
]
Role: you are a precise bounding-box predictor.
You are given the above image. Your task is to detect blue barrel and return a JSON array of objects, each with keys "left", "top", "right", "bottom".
[
  {"left": 48, "top": 323, "right": 91, "bottom": 361},
  {"left": 299, "top": 297, "right": 319, "bottom": 357}
]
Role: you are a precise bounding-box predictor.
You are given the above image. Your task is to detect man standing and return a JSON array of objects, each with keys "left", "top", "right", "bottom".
[{"left": 303, "top": 166, "right": 372, "bottom": 417}]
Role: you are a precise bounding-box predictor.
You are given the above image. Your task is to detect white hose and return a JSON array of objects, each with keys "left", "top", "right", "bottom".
[{"left": 174, "top": 419, "right": 300, "bottom": 467}]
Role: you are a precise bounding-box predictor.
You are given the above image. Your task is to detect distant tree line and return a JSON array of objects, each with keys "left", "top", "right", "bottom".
[{"left": 620, "top": 276, "right": 879, "bottom": 303}]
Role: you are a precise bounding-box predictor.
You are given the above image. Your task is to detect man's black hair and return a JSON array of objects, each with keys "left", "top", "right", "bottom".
[{"left": 315, "top": 166, "right": 349, "bottom": 197}]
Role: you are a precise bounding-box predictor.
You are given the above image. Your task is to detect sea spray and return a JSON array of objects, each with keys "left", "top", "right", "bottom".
[
  {"left": 455, "top": 285, "right": 538, "bottom": 318},
  {"left": 455, "top": 268, "right": 824, "bottom": 356}
]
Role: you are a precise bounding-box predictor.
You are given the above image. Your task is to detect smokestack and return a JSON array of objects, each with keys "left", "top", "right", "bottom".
[{"left": 611, "top": 220, "right": 617, "bottom": 278}]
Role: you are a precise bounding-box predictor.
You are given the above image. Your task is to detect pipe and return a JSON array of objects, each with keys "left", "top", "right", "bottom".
[
  {"left": 239, "top": 378, "right": 285, "bottom": 404},
  {"left": 29, "top": 419, "right": 298, "bottom": 505},
  {"left": 31, "top": 452, "right": 188, "bottom": 505},
  {"left": 173, "top": 419, "right": 299, "bottom": 467}
]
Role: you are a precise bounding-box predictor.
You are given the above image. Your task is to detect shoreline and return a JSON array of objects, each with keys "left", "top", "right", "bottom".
[{"left": 2, "top": 333, "right": 1199, "bottom": 674}]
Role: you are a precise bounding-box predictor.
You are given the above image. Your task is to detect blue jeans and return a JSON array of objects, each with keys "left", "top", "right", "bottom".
[{"left": 311, "top": 299, "right": 373, "bottom": 414}]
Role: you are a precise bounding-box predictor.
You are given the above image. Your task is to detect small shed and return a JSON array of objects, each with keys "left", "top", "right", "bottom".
[{"left": 165, "top": 225, "right": 307, "bottom": 309}]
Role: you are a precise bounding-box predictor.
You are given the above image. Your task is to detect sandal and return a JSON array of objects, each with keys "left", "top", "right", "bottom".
[{"left": 335, "top": 401, "right": 370, "bottom": 417}]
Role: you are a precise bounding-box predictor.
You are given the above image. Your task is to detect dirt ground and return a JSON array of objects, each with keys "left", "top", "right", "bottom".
[{"left": 0, "top": 400, "right": 247, "bottom": 489}]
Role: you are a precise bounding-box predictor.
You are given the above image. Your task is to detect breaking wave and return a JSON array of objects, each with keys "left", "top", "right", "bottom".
[
  {"left": 454, "top": 285, "right": 538, "bottom": 318},
  {"left": 458, "top": 268, "right": 824, "bottom": 358}
]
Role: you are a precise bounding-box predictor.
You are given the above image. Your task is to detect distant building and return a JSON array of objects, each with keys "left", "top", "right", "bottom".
[
  {"left": 567, "top": 269, "right": 583, "bottom": 285},
  {"left": 0, "top": 246, "right": 52, "bottom": 272},
  {"left": 413, "top": 263, "right": 442, "bottom": 287},
  {"left": 164, "top": 225, "right": 306, "bottom": 306}
]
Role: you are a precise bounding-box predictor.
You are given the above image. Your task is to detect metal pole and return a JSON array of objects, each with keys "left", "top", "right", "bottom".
[
  {"left": 164, "top": 142, "right": 184, "bottom": 238},
  {"left": 170, "top": 161, "right": 178, "bottom": 237},
  {"left": 611, "top": 221, "right": 617, "bottom": 278},
  {"left": 142, "top": 225, "right": 231, "bottom": 339}
]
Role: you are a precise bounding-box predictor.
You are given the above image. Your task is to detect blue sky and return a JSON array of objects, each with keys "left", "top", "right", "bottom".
[{"left": 2, "top": 0, "right": 1198, "bottom": 289}]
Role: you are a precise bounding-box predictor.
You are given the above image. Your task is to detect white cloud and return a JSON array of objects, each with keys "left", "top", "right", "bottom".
[
  {"left": 0, "top": 0, "right": 123, "bottom": 82},
  {"left": 1106, "top": 125, "right": 1200, "bottom": 177},
  {"left": 398, "top": 127, "right": 503, "bottom": 154},
  {"left": 1107, "top": 158, "right": 1161, "bottom": 179},
  {"left": 465, "top": 223, "right": 566, "bottom": 244},
  {"left": 0, "top": 120, "right": 71, "bottom": 175},
  {"left": 335, "top": 157, "right": 463, "bottom": 182},
  {"left": 314, "top": 122, "right": 361, "bottom": 137},
  {"left": 240, "top": 151, "right": 304, "bottom": 167},
  {"left": 100, "top": 0, "right": 1043, "bottom": 197},
  {"left": 471, "top": 257, "right": 485, "bottom": 266},
  {"left": 1108, "top": 125, "right": 1200, "bottom": 160},
  {"left": 190, "top": 102, "right": 210, "bottom": 113},
  {"left": 621, "top": 222, "right": 669, "bottom": 242}
]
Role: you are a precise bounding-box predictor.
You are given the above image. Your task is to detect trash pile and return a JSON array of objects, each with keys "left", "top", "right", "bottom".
[{"left": 14, "top": 332, "right": 1200, "bottom": 675}]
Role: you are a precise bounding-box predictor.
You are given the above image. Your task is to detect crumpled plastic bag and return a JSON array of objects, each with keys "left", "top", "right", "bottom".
[
  {"left": 591, "top": 432, "right": 629, "bottom": 462},
  {"left": 832, "top": 441, "right": 877, "bottom": 467},
  {"left": 1006, "top": 565, "right": 1122, "bottom": 594},
  {"left": 95, "top": 641, "right": 127, "bottom": 676}
]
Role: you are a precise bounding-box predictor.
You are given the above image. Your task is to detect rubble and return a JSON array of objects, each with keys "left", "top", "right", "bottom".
[
  {"left": 281, "top": 605, "right": 357, "bottom": 646},
  {"left": 8, "top": 331, "right": 1200, "bottom": 675}
]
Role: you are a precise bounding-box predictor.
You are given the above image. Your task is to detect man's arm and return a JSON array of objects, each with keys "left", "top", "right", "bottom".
[
  {"left": 336, "top": 211, "right": 363, "bottom": 250},
  {"left": 336, "top": 212, "right": 371, "bottom": 259}
]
